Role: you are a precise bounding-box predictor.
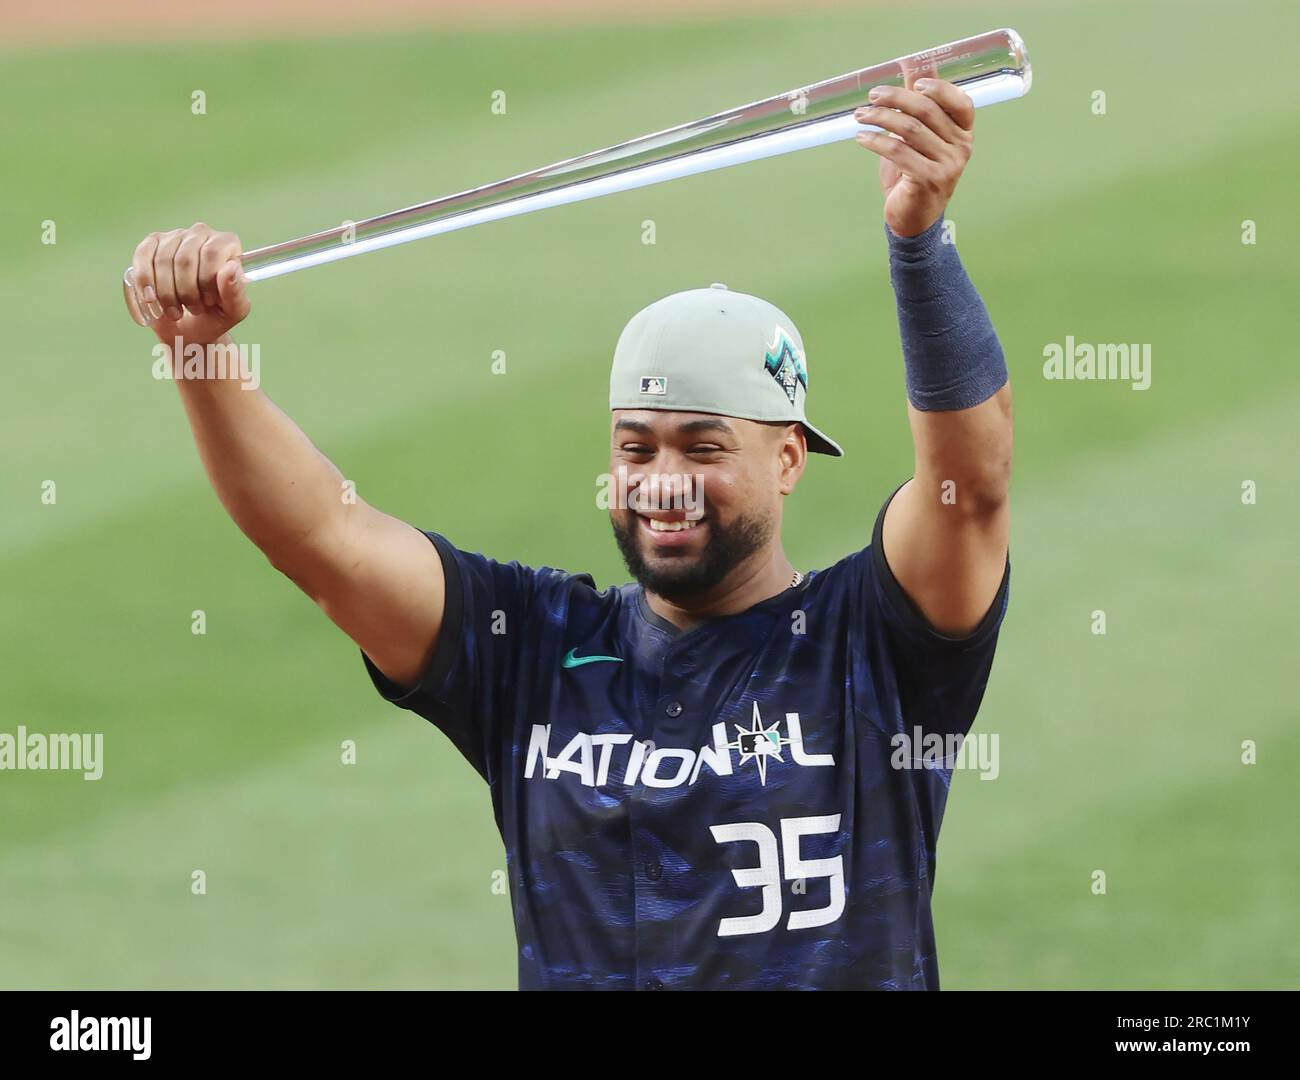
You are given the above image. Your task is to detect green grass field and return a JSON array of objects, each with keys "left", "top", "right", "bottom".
[{"left": 2, "top": 0, "right": 1297, "bottom": 988}]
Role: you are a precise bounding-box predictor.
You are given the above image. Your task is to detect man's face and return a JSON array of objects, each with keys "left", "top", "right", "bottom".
[{"left": 608, "top": 410, "right": 804, "bottom": 602}]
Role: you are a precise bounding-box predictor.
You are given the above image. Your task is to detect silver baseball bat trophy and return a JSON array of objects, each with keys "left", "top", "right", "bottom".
[{"left": 123, "top": 27, "right": 1029, "bottom": 301}]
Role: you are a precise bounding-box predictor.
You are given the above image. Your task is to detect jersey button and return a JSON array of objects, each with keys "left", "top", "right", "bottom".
[
  {"left": 645, "top": 862, "right": 663, "bottom": 881},
  {"left": 665, "top": 701, "right": 683, "bottom": 718},
  {"left": 644, "top": 976, "right": 664, "bottom": 990}
]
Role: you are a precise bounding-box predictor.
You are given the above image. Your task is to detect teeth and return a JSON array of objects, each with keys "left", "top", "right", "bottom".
[{"left": 647, "top": 517, "right": 700, "bottom": 532}]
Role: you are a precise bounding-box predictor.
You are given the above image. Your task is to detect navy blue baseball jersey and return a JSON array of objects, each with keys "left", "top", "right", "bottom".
[{"left": 363, "top": 489, "right": 1009, "bottom": 990}]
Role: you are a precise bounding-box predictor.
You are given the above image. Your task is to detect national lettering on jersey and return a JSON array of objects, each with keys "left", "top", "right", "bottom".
[
  {"left": 363, "top": 491, "right": 1009, "bottom": 990},
  {"left": 525, "top": 701, "right": 833, "bottom": 789}
]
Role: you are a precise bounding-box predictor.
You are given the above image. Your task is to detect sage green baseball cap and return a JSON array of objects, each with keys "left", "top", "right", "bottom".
[{"left": 609, "top": 283, "right": 843, "bottom": 457}]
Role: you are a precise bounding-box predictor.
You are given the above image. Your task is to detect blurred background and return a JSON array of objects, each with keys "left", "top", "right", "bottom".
[{"left": 1, "top": 0, "right": 1296, "bottom": 989}]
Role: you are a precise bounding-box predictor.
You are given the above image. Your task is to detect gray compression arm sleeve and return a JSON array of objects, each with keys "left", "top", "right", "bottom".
[{"left": 886, "top": 217, "right": 1008, "bottom": 411}]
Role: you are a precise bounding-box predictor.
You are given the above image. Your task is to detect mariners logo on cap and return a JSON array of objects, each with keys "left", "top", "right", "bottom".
[
  {"left": 639, "top": 376, "right": 667, "bottom": 395},
  {"left": 763, "top": 326, "right": 808, "bottom": 405}
]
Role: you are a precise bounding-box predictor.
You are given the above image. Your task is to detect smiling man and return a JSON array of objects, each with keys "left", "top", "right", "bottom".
[{"left": 124, "top": 77, "right": 1011, "bottom": 989}]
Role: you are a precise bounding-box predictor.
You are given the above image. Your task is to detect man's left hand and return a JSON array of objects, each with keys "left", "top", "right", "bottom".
[{"left": 855, "top": 78, "right": 975, "bottom": 238}]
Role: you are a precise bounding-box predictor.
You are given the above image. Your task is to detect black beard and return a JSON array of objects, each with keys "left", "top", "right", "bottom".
[{"left": 611, "top": 509, "right": 774, "bottom": 603}]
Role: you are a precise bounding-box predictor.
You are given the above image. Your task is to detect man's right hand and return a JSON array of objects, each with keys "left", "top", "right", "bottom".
[
  {"left": 123, "top": 220, "right": 445, "bottom": 690},
  {"left": 124, "top": 223, "right": 250, "bottom": 345}
]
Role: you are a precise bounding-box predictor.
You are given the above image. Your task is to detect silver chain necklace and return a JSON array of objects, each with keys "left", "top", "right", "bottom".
[{"left": 790, "top": 569, "right": 803, "bottom": 588}]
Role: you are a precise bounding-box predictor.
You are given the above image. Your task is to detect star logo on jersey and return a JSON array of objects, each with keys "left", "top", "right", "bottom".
[{"left": 725, "top": 701, "right": 793, "bottom": 786}]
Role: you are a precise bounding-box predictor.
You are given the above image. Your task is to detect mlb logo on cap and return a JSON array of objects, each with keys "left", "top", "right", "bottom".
[{"left": 639, "top": 376, "right": 667, "bottom": 395}]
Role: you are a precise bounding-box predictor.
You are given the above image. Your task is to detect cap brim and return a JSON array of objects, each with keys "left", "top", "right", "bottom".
[{"left": 802, "top": 420, "right": 843, "bottom": 457}]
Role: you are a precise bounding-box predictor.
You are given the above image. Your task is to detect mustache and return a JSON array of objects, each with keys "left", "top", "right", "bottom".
[{"left": 605, "top": 467, "right": 706, "bottom": 515}]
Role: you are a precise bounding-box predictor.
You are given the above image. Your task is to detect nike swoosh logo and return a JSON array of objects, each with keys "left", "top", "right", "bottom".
[{"left": 562, "top": 648, "right": 623, "bottom": 669}]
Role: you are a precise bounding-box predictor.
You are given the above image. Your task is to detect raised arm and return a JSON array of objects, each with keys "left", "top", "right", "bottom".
[
  {"left": 854, "top": 79, "right": 1012, "bottom": 636},
  {"left": 123, "top": 223, "right": 443, "bottom": 686}
]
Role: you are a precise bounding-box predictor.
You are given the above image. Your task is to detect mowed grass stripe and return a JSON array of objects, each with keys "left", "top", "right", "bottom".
[
  {"left": 0, "top": 719, "right": 514, "bottom": 989},
  {"left": 938, "top": 723, "right": 1300, "bottom": 989}
]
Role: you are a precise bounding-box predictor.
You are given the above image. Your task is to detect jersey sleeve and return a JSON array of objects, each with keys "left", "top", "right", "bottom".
[
  {"left": 360, "top": 532, "right": 583, "bottom": 781},
  {"left": 851, "top": 484, "right": 1010, "bottom": 742}
]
